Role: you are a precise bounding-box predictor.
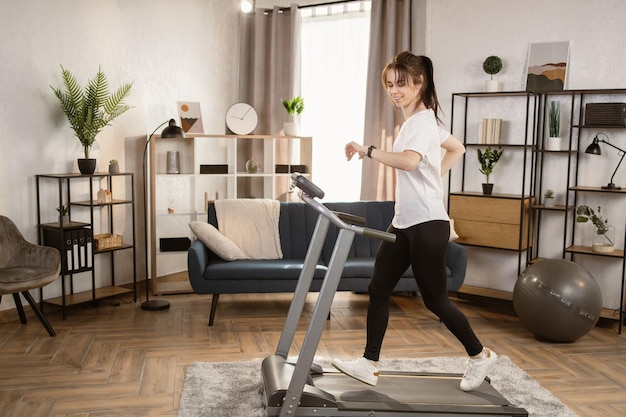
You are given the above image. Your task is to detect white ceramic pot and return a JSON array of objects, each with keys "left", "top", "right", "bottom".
[
  {"left": 485, "top": 80, "right": 499, "bottom": 92},
  {"left": 545, "top": 137, "right": 561, "bottom": 151},
  {"left": 283, "top": 121, "right": 299, "bottom": 136}
]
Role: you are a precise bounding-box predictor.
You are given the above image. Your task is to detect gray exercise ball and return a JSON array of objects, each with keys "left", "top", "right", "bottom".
[{"left": 513, "top": 259, "right": 602, "bottom": 342}]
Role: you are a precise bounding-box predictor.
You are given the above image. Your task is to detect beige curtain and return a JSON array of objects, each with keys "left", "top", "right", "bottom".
[
  {"left": 360, "top": 0, "right": 427, "bottom": 201},
  {"left": 237, "top": 5, "right": 300, "bottom": 197},
  {"left": 238, "top": 5, "right": 300, "bottom": 135}
]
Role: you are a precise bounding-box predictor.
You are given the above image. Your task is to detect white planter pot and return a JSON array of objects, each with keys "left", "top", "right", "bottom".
[
  {"left": 485, "top": 80, "right": 499, "bottom": 92},
  {"left": 544, "top": 197, "right": 555, "bottom": 208},
  {"left": 545, "top": 137, "right": 560, "bottom": 151},
  {"left": 283, "top": 121, "right": 299, "bottom": 136}
]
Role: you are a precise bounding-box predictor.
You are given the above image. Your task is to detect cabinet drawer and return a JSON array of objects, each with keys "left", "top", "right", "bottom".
[{"left": 449, "top": 194, "right": 533, "bottom": 250}]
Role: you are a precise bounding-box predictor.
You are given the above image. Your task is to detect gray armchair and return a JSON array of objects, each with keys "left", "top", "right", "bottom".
[{"left": 0, "top": 216, "right": 60, "bottom": 336}]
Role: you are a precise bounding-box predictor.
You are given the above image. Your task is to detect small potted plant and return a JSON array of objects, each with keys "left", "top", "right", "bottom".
[
  {"left": 51, "top": 66, "right": 133, "bottom": 175},
  {"left": 477, "top": 145, "right": 504, "bottom": 195},
  {"left": 543, "top": 189, "right": 555, "bottom": 208},
  {"left": 482, "top": 55, "right": 503, "bottom": 92},
  {"left": 109, "top": 159, "right": 120, "bottom": 173},
  {"left": 281, "top": 96, "right": 304, "bottom": 136},
  {"left": 546, "top": 101, "right": 561, "bottom": 151},
  {"left": 576, "top": 205, "right": 614, "bottom": 253},
  {"left": 56, "top": 205, "right": 70, "bottom": 225}
]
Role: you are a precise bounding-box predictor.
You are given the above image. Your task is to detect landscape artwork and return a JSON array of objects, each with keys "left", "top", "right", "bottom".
[
  {"left": 177, "top": 101, "right": 204, "bottom": 134},
  {"left": 525, "top": 41, "right": 569, "bottom": 91}
]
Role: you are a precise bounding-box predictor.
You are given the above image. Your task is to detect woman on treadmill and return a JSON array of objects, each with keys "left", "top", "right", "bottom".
[{"left": 333, "top": 51, "right": 497, "bottom": 392}]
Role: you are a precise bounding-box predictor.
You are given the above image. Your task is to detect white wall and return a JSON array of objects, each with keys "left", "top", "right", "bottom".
[
  {"left": 429, "top": 0, "right": 626, "bottom": 308},
  {"left": 0, "top": 0, "right": 239, "bottom": 311}
]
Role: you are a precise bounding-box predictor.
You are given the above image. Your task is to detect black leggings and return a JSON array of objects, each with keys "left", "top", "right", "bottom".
[{"left": 364, "top": 220, "right": 483, "bottom": 361}]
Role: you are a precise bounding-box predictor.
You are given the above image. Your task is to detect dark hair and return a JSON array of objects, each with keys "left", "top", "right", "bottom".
[{"left": 381, "top": 51, "right": 442, "bottom": 122}]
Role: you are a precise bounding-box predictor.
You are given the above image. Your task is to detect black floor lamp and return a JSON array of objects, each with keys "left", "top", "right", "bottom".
[
  {"left": 585, "top": 133, "right": 626, "bottom": 190},
  {"left": 141, "top": 119, "right": 185, "bottom": 311}
]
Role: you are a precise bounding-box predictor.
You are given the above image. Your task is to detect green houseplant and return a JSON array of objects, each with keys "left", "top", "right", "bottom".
[
  {"left": 477, "top": 145, "right": 503, "bottom": 195},
  {"left": 108, "top": 159, "right": 120, "bottom": 173},
  {"left": 281, "top": 96, "right": 304, "bottom": 136},
  {"left": 482, "top": 55, "right": 502, "bottom": 92},
  {"left": 51, "top": 66, "right": 133, "bottom": 174},
  {"left": 576, "top": 205, "right": 614, "bottom": 252},
  {"left": 56, "top": 205, "right": 70, "bottom": 225},
  {"left": 546, "top": 101, "right": 561, "bottom": 151},
  {"left": 543, "top": 189, "right": 555, "bottom": 207}
]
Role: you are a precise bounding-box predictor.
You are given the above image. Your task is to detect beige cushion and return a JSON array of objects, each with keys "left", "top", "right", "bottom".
[{"left": 189, "top": 222, "right": 248, "bottom": 261}]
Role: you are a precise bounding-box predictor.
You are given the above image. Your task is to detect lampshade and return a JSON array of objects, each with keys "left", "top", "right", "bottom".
[
  {"left": 584, "top": 133, "right": 625, "bottom": 190},
  {"left": 161, "top": 119, "right": 185, "bottom": 138},
  {"left": 584, "top": 137, "right": 601, "bottom": 155}
]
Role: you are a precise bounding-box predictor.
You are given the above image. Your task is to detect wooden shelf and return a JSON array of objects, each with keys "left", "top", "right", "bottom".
[
  {"left": 153, "top": 271, "right": 192, "bottom": 295},
  {"left": 456, "top": 285, "right": 513, "bottom": 301},
  {"left": 44, "top": 286, "right": 132, "bottom": 307},
  {"left": 566, "top": 245, "right": 624, "bottom": 258},
  {"left": 570, "top": 186, "right": 626, "bottom": 194}
]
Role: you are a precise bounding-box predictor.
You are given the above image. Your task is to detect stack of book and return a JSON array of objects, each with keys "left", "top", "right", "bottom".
[{"left": 478, "top": 118, "right": 502, "bottom": 144}]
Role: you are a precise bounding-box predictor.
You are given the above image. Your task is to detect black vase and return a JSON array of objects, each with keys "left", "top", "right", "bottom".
[
  {"left": 78, "top": 158, "right": 97, "bottom": 175},
  {"left": 482, "top": 183, "right": 494, "bottom": 195}
]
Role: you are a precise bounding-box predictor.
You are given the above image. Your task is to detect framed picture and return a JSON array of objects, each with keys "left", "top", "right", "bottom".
[
  {"left": 177, "top": 101, "right": 205, "bottom": 134},
  {"left": 525, "top": 41, "right": 570, "bottom": 92}
]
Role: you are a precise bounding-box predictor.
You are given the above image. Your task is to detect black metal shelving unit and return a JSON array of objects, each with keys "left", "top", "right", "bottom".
[{"left": 36, "top": 172, "right": 137, "bottom": 319}]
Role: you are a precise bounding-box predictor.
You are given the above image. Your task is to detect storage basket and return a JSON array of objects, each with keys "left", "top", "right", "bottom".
[{"left": 94, "top": 233, "right": 123, "bottom": 250}]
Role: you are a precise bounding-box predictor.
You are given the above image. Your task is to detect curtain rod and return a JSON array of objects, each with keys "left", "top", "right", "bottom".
[
  {"left": 299, "top": 0, "right": 365, "bottom": 8},
  {"left": 258, "top": 0, "right": 368, "bottom": 14}
]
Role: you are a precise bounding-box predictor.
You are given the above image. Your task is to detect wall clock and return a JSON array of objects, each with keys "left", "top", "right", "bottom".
[{"left": 225, "top": 102, "right": 258, "bottom": 135}]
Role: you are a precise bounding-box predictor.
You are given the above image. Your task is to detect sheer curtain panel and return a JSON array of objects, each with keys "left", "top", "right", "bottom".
[{"left": 300, "top": 1, "right": 371, "bottom": 202}]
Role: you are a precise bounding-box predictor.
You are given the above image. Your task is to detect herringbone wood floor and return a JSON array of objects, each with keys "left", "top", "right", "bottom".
[{"left": 0, "top": 285, "right": 624, "bottom": 417}]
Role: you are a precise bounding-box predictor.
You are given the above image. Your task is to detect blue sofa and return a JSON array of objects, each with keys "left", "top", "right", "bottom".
[{"left": 188, "top": 201, "right": 467, "bottom": 326}]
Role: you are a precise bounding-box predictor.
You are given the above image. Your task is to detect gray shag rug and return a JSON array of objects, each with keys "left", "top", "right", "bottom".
[{"left": 178, "top": 356, "right": 577, "bottom": 417}]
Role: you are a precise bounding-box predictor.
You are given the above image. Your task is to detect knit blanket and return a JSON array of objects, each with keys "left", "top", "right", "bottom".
[{"left": 214, "top": 199, "right": 283, "bottom": 259}]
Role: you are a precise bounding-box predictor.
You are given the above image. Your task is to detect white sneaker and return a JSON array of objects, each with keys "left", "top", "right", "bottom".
[
  {"left": 460, "top": 348, "right": 497, "bottom": 391},
  {"left": 332, "top": 357, "right": 379, "bottom": 386}
]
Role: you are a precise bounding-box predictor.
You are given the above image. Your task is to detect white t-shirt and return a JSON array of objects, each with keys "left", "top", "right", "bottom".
[{"left": 391, "top": 108, "right": 451, "bottom": 229}]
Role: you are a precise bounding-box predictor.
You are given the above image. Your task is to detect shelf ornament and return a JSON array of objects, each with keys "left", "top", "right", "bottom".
[{"left": 576, "top": 205, "right": 614, "bottom": 253}]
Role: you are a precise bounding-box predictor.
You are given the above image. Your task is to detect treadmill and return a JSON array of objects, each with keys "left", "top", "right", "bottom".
[{"left": 261, "top": 174, "right": 528, "bottom": 417}]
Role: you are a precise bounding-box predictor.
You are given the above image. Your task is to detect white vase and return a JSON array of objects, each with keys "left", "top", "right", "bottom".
[
  {"left": 544, "top": 197, "right": 555, "bottom": 208},
  {"left": 283, "top": 121, "right": 299, "bottom": 136},
  {"left": 485, "top": 80, "right": 499, "bottom": 92},
  {"left": 545, "top": 137, "right": 560, "bottom": 151}
]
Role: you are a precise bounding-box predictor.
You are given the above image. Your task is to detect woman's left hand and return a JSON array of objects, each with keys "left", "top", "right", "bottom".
[{"left": 345, "top": 141, "right": 366, "bottom": 161}]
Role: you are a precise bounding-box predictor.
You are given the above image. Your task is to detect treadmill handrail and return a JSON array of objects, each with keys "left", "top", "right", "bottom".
[{"left": 294, "top": 174, "right": 396, "bottom": 244}]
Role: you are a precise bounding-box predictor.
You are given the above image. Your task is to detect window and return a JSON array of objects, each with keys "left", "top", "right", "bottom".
[{"left": 300, "top": 1, "right": 371, "bottom": 202}]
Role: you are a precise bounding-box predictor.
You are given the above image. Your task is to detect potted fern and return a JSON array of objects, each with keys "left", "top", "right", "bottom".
[
  {"left": 482, "top": 55, "right": 502, "bottom": 92},
  {"left": 477, "top": 145, "right": 504, "bottom": 195},
  {"left": 576, "top": 205, "right": 614, "bottom": 253},
  {"left": 51, "top": 66, "right": 133, "bottom": 174},
  {"left": 281, "top": 96, "right": 304, "bottom": 136}
]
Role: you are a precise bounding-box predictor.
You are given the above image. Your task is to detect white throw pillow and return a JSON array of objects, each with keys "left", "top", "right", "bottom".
[
  {"left": 189, "top": 221, "right": 248, "bottom": 261},
  {"left": 449, "top": 218, "right": 459, "bottom": 241}
]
